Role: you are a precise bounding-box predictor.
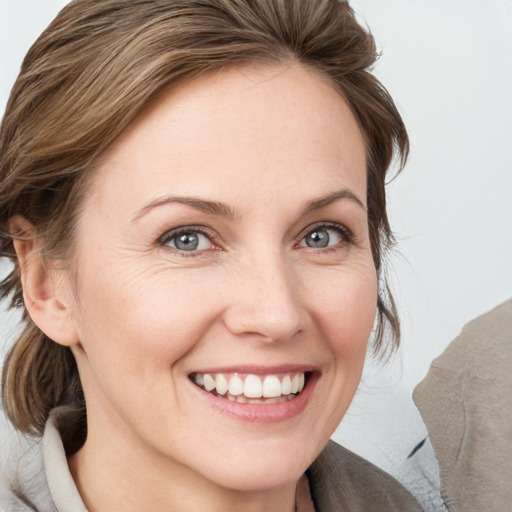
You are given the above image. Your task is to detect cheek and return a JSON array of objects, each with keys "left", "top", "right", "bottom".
[
  {"left": 70, "top": 269, "right": 226, "bottom": 431},
  {"left": 308, "top": 263, "right": 378, "bottom": 357},
  {"left": 72, "top": 262, "right": 223, "bottom": 380}
]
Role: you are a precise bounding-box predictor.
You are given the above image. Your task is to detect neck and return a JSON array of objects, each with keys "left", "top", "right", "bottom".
[{"left": 68, "top": 415, "right": 298, "bottom": 512}]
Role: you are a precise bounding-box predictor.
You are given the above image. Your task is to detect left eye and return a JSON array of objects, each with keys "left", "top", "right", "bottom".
[
  {"left": 300, "top": 226, "right": 344, "bottom": 249},
  {"left": 163, "top": 230, "right": 213, "bottom": 252}
]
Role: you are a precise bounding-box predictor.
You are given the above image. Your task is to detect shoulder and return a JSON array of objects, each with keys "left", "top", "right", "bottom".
[
  {"left": 0, "top": 421, "right": 59, "bottom": 512},
  {"left": 307, "top": 440, "right": 423, "bottom": 512},
  {"left": 0, "top": 489, "right": 37, "bottom": 512},
  {"left": 0, "top": 433, "right": 46, "bottom": 512}
]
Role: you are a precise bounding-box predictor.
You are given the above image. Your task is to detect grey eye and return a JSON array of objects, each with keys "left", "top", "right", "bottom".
[
  {"left": 305, "top": 229, "right": 329, "bottom": 248},
  {"left": 175, "top": 233, "right": 199, "bottom": 250},
  {"left": 165, "top": 231, "right": 212, "bottom": 251},
  {"left": 301, "top": 227, "right": 342, "bottom": 249}
]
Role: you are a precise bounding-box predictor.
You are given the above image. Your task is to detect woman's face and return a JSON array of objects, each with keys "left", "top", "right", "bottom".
[{"left": 68, "top": 64, "right": 377, "bottom": 491}]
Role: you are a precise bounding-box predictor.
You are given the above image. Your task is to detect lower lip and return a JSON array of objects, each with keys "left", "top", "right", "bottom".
[{"left": 189, "top": 373, "right": 319, "bottom": 424}]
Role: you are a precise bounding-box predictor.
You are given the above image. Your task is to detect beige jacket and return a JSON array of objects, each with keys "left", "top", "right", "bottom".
[
  {"left": 414, "top": 299, "right": 512, "bottom": 511},
  {"left": 0, "top": 409, "right": 421, "bottom": 512}
]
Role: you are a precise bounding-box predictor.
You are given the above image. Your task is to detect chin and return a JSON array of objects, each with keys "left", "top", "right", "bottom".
[
  {"left": 209, "top": 452, "right": 310, "bottom": 492},
  {"left": 188, "top": 432, "right": 322, "bottom": 493}
]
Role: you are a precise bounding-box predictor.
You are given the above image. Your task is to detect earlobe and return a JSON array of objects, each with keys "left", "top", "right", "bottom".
[{"left": 8, "top": 215, "right": 79, "bottom": 347}]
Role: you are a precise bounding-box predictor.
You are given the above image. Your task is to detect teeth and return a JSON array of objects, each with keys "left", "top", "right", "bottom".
[
  {"left": 244, "top": 374, "right": 263, "bottom": 398},
  {"left": 203, "top": 374, "right": 216, "bottom": 392},
  {"left": 192, "top": 371, "right": 308, "bottom": 401},
  {"left": 262, "top": 375, "right": 281, "bottom": 398},
  {"left": 215, "top": 374, "right": 229, "bottom": 395},
  {"left": 291, "top": 374, "right": 300, "bottom": 394},
  {"left": 281, "top": 375, "right": 292, "bottom": 395},
  {"left": 298, "top": 373, "right": 305, "bottom": 393},
  {"left": 228, "top": 375, "right": 244, "bottom": 396}
]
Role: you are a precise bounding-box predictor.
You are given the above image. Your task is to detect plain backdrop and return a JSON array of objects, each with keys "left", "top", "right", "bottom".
[{"left": 1, "top": 0, "right": 511, "bottom": 480}]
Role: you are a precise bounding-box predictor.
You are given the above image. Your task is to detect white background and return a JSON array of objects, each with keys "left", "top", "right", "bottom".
[{"left": 1, "top": 0, "right": 511, "bottom": 477}]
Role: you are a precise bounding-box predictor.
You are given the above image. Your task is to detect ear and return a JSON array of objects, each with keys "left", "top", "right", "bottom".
[{"left": 8, "top": 215, "right": 79, "bottom": 347}]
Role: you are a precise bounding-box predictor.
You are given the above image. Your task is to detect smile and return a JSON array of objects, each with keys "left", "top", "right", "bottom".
[{"left": 189, "top": 372, "right": 307, "bottom": 404}]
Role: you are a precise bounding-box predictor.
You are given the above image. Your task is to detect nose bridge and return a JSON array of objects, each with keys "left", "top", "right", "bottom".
[{"left": 225, "top": 246, "right": 304, "bottom": 342}]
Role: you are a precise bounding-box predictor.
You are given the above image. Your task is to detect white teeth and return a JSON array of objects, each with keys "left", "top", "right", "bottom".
[
  {"left": 298, "top": 373, "right": 305, "bottom": 393},
  {"left": 203, "top": 374, "right": 216, "bottom": 392},
  {"left": 192, "top": 372, "right": 308, "bottom": 401},
  {"left": 215, "top": 374, "right": 229, "bottom": 395},
  {"left": 244, "top": 374, "right": 263, "bottom": 398},
  {"left": 228, "top": 375, "right": 244, "bottom": 396},
  {"left": 291, "top": 374, "right": 300, "bottom": 394},
  {"left": 262, "top": 375, "right": 282, "bottom": 398},
  {"left": 281, "top": 375, "right": 292, "bottom": 395}
]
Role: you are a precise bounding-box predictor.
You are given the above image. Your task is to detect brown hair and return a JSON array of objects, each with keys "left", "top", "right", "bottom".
[{"left": 0, "top": 0, "right": 408, "bottom": 439}]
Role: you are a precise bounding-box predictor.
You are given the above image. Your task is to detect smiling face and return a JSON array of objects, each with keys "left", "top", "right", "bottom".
[{"left": 66, "top": 64, "right": 377, "bottom": 502}]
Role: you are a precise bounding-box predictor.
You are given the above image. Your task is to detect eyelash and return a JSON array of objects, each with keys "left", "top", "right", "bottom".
[
  {"left": 158, "top": 226, "right": 219, "bottom": 257},
  {"left": 157, "top": 222, "right": 354, "bottom": 257},
  {"left": 296, "top": 222, "right": 354, "bottom": 251}
]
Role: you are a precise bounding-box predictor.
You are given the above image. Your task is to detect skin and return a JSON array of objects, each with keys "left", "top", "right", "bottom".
[{"left": 14, "top": 64, "right": 377, "bottom": 511}]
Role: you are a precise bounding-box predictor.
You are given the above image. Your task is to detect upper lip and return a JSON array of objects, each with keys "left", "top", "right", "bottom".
[{"left": 187, "top": 364, "right": 319, "bottom": 375}]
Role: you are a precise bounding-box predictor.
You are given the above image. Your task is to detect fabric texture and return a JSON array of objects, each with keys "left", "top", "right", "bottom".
[
  {"left": 307, "top": 440, "right": 423, "bottom": 511},
  {"left": 414, "top": 298, "right": 512, "bottom": 512},
  {"left": 0, "top": 408, "right": 421, "bottom": 511}
]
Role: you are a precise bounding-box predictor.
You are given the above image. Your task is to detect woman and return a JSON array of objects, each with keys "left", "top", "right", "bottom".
[{"left": 0, "top": 0, "right": 421, "bottom": 510}]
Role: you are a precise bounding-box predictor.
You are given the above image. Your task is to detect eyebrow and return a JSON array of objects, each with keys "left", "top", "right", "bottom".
[
  {"left": 132, "top": 196, "right": 237, "bottom": 222},
  {"left": 132, "top": 187, "right": 365, "bottom": 222},
  {"left": 303, "top": 188, "right": 366, "bottom": 213}
]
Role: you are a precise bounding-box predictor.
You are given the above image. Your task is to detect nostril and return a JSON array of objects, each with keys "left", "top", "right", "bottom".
[{"left": 223, "top": 303, "right": 304, "bottom": 342}]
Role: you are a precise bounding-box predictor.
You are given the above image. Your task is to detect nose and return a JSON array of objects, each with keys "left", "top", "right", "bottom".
[{"left": 223, "top": 251, "right": 305, "bottom": 343}]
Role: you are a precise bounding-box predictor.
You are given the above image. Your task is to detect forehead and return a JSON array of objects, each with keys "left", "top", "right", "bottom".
[{"left": 88, "top": 63, "right": 366, "bottom": 213}]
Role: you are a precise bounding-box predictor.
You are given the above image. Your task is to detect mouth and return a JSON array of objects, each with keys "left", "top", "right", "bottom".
[{"left": 188, "top": 371, "right": 309, "bottom": 404}]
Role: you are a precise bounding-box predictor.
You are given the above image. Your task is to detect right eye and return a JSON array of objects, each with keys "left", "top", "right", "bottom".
[
  {"left": 161, "top": 228, "right": 214, "bottom": 253},
  {"left": 301, "top": 226, "right": 343, "bottom": 249}
]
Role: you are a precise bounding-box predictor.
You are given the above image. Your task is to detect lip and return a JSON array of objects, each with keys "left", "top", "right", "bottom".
[
  {"left": 187, "top": 366, "right": 320, "bottom": 424},
  {"left": 188, "top": 364, "right": 319, "bottom": 375}
]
